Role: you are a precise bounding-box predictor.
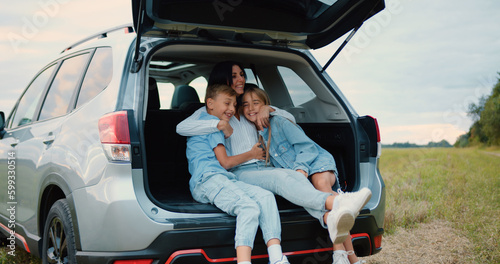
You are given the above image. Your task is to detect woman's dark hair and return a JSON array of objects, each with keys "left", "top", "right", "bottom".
[{"left": 208, "top": 61, "right": 247, "bottom": 87}]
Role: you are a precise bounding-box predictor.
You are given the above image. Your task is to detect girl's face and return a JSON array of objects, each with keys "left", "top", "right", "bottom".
[
  {"left": 230, "top": 65, "right": 246, "bottom": 95},
  {"left": 241, "top": 91, "right": 265, "bottom": 123}
]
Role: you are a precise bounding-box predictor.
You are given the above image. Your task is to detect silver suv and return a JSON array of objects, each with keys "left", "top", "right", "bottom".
[{"left": 0, "top": 0, "right": 386, "bottom": 263}]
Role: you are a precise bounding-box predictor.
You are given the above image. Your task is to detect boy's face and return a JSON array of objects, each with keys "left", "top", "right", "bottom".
[{"left": 207, "top": 93, "right": 237, "bottom": 121}]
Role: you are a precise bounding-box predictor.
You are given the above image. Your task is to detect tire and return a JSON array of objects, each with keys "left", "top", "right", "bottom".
[{"left": 42, "top": 199, "right": 77, "bottom": 264}]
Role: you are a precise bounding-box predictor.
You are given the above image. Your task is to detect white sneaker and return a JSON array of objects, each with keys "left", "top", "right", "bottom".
[
  {"left": 333, "top": 188, "right": 372, "bottom": 216},
  {"left": 326, "top": 208, "right": 355, "bottom": 244},
  {"left": 332, "top": 250, "right": 350, "bottom": 264}
]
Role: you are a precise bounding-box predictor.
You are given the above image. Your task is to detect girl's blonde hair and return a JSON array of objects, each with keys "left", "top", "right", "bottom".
[
  {"left": 243, "top": 83, "right": 271, "bottom": 105},
  {"left": 242, "top": 84, "right": 272, "bottom": 165}
]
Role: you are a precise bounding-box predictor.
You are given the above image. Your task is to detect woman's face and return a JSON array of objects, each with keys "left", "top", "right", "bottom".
[
  {"left": 241, "top": 92, "right": 265, "bottom": 123},
  {"left": 230, "top": 65, "right": 246, "bottom": 95}
]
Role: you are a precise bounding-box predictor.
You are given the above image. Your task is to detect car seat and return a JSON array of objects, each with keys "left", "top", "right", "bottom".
[{"left": 171, "top": 85, "right": 204, "bottom": 113}]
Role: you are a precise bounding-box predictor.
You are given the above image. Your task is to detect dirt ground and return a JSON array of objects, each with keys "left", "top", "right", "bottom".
[{"left": 359, "top": 220, "right": 474, "bottom": 264}]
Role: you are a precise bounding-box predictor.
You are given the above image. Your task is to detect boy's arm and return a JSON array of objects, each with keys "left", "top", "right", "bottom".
[
  {"left": 176, "top": 107, "right": 220, "bottom": 136},
  {"left": 214, "top": 143, "right": 265, "bottom": 170}
]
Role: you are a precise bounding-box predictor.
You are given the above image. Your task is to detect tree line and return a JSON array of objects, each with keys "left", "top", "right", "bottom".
[
  {"left": 455, "top": 73, "right": 500, "bottom": 147},
  {"left": 383, "top": 140, "right": 452, "bottom": 149}
]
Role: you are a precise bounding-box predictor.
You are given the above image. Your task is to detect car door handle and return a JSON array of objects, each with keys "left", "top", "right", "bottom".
[
  {"left": 43, "top": 134, "right": 56, "bottom": 144},
  {"left": 10, "top": 139, "right": 19, "bottom": 147}
]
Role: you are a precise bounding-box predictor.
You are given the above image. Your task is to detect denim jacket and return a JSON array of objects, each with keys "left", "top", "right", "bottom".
[{"left": 259, "top": 116, "right": 337, "bottom": 176}]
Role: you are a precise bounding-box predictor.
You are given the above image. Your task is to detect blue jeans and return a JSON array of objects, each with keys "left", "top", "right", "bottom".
[
  {"left": 191, "top": 174, "right": 281, "bottom": 248},
  {"left": 230, "top": 161, "right": 331, "bottom": 228}
]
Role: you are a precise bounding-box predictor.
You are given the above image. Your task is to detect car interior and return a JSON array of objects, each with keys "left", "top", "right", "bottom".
[{"left": 143, "top": 43, "right": 356, "bottom": 213}]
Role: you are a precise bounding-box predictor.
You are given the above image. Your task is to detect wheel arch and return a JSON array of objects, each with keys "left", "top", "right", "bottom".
[{"left": 38, "top": 174, "right": 81, "bottom": 255}]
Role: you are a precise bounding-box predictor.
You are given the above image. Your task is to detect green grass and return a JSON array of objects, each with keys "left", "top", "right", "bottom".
[
  {"left": 0, "top": 240, "right": 40, "bottom": 264},
  {"left": 380, "top": 147, "right": 499, "bottom": 263},
  {"left": 2, "top": 148, "right": 499, "bottom": 263}
]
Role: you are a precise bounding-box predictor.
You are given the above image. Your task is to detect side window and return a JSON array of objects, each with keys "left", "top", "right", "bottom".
[
  {"left": 10, "top": 64, "right": 56, "bottom": 128},
  {"left": 157, "top": 81, "right": 175, "bottom": 109},
  {"left": 244, "top": 69, "right": 261, "bottom": 86},
  {"left": 277, "top": 66, "right": 316, "bottom": 106},
  {"left": 155, "top": 77, "right": 207, "bottom": 110},
  {"left": 189, "top": 76, "right": 207, "bottom": 103},
  {"left": 38, "top": 53, "right": 91, "bottom": 121},
  {"left": 76, "top": 47, "right": 113, "bottom": 108}
]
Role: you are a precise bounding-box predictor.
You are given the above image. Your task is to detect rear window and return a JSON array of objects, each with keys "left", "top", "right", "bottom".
[
  {"left": 76, "top": 47, "right": 113, "bottom": 108},
  {"left": 38, "top": 53, "right": 91, "bottom": 121},
  {"left": 277, "top": 66, "right": 315, "bottom": 106}
]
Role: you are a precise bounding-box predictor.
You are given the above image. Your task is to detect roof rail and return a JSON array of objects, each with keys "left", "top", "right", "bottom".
[{"left": 61, "top": 24, "right": 135, "bottom": 53}]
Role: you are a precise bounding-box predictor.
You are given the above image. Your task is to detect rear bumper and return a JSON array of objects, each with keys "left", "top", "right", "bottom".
[
  {"left": 351, "top": 213, "right": 384, "bottom": 256},
  {"left": 75, "top": 212, "right": 383, "bottom": 264}
]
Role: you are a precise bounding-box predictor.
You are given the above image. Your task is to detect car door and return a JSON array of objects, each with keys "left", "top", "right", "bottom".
[
  {"left": 12, "top": 52, "right": 91, "bottom": 231},
  {"left": 0, "top": 64, "right": 56, "bottom": 222}
]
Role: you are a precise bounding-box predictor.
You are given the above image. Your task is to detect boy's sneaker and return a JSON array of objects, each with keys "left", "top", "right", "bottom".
[
  {"left": 326, "top": 208, "right": 355, "bottom": 244},
  {"left": 332, "top": 250, "right": 350, "bottom": 264},
  {"left": 333, "top": 187, "right": 372, "bottom": 216},
  {"left": 269, "top": 255, "right": 290, "bottom": 264}
]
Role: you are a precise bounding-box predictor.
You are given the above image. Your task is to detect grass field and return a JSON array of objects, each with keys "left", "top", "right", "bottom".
[
  {"left": 1, "top": 148, "right": 499, "bottom": 263},
  {"left": 379, "top": 147, "right": 499, "bottom": 263}
]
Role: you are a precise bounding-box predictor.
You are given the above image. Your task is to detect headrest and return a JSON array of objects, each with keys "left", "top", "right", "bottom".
[{"left": 171, "top": 85, "right": 200, "bottom": 109}]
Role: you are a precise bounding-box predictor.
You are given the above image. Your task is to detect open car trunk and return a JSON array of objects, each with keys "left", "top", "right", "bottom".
[
  {"left": 142, "top": 42, "right": 358, "bottom": 213},
  {"left": 132, "top": 0, "right": 385, "bottom": 50}
]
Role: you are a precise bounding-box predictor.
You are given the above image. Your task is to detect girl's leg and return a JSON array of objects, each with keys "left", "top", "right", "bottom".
[
  {"left": 310, "top": 171, "right": 337, "bottom": 194},
  {"left": 344, "top": 236, "right": 360, "bottom": 263},
  {"left": 312, "top": 172, "right": 362, "bottom": 263},
  {"left": 233, "top": 166, "right": 331, "bottom": 213}
]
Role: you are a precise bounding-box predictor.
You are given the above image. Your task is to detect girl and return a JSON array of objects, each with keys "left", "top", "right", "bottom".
[{"left": 240, "top": 85, "right": 369, "bottom": 264}]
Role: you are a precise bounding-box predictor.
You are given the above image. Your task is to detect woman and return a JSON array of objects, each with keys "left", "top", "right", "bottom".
[{"left": 240, "top": 85, "right": 369, "bottom": 264}]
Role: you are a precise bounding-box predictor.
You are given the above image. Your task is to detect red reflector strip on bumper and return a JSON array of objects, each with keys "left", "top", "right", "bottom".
[
  {"left": 165, "top": 247, "right": 336, "bottom": 264},
  {"left": 114, "top": 260, "right": 153, "bottom": 264}
]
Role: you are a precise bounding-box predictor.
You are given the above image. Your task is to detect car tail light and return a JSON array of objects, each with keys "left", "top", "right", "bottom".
[
  {"left": 371, "top": 116, "right": 382, "bottom": 157},
  {"left": 98, "top": 111, "right": 131, "bottom": 162}
]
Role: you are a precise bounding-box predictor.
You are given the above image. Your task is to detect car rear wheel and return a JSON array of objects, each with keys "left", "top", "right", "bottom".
[{"left": 42, "top": 199, "right": 77, "bottom": 264}]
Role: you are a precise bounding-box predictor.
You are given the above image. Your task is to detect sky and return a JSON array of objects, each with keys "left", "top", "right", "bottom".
[{"left": 1, "top": 0, "right": 499, "bottom": 144}]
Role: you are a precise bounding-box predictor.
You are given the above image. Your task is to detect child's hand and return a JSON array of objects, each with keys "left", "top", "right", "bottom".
[
  {"left": 217, "top": 120, "right": 233, "bottom": 138},
  {"left": 255, "top": 105, "right": 271, "bottom": 130},
  {"left": 250, "top": 143, "right": 266, "bottom": 160}
]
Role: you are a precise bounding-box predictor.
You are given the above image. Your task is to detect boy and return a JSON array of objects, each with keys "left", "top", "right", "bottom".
[{"left": 185, "top": 84, "right": 289, "bottom": 264}]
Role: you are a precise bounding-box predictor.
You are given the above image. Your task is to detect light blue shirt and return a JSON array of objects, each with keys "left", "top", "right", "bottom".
[{"left": 186, "top": 111, "right": 235, "bottom": 192}]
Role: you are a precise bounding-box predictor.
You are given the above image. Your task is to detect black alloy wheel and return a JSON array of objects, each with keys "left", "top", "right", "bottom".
[{"left": 42, "top": 199, "right": 77, "bottom": 264}]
